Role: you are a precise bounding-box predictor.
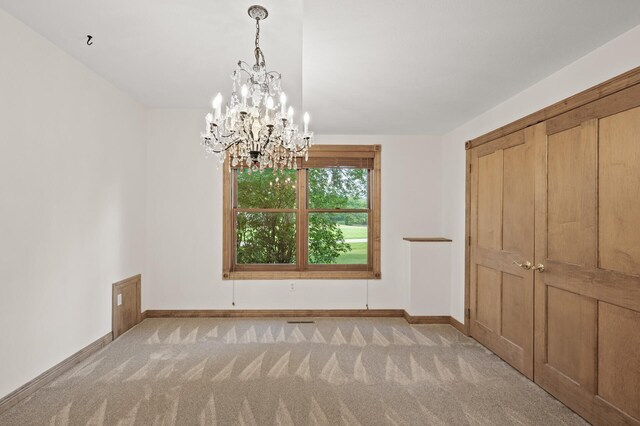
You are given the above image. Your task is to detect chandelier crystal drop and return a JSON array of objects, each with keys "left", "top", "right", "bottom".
[{"left": 200, "top": 5, "right": 313, "bottom": 173}]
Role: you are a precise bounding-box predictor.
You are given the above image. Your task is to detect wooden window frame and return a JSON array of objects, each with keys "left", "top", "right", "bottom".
[{"left": 222, "top": 144, "right": 381, "bottom": 280}]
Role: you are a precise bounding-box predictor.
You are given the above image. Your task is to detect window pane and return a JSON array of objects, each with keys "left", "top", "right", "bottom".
[
  {"left": 308, "top": 213, "right": 368, "bottom": 264},
  {"left": 237, "top": 169, "right": 296, "bottom": 209},
  {"left": 308, "top": 168, "right": 368, "bottom": 209},
  {"left": 236, "top": 213, "right": 296, "bottom": 264}
]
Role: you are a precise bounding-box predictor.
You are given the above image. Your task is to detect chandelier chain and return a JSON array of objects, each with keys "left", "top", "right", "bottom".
[
  {"left": 254, "top": 19, "right": 265, "bottom": 67},
  {"left": 255, "top": 19, "right": 260, "bottom": 49}
]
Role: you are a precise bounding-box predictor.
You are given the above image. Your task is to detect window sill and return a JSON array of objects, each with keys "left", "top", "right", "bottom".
[{"left": 223, "top": 270, "right": 380, "bottom": 280}]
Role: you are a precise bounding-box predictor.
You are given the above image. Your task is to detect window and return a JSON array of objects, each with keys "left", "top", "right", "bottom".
[{"left": 223, "top": 145, "right": 381, "bottom": 279}]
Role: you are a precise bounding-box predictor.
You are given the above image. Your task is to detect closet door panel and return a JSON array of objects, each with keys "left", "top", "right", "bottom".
[
  {"left": 599, "top": 106, "right": 640, "bottom": 276},
  {"left": 503, "top": 143, "right": 533, "bottom": 256},
  {"left": 470, "top": 128, "right": 536, "bottom": 379},
  {"left": 546, "top": 286, "right": 597, "bottom": 391},
  {"left": 546, "top": 124, "right": 596, "bottom": 267},
  {"left": 477, "top": 150, "right": 503, "bottom": 250},
  {"left": 535, "top": 101, "right": 640, "bottom": 425},
  {"left": 598, "top": 302, "right": 640, "bottom": 421},
  {"left": 501, "top": 272, "right": 527, "bottom": 348},
  {"left": 593, "top": 105, "right": 640, "bottom": 423},
  {"left": 476, "top": 265, "right": 501, "bottom": 333}
]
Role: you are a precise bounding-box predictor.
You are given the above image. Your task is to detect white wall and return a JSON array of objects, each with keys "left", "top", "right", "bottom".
[
  {"left": 145, "top": 108, "right": 444, "bottom": 311},
  {"left": 0, "top": 9, "right": 146, "bottom": 398},
  {"left": 441, "top": 24, "right": 640, "bottom": 323}
]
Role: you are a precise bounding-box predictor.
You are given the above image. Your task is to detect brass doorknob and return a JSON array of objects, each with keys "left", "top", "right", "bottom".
[
  {"left": 532, "top": 264, "right": 545, "bottom": 272},
  {"left": 513, "top": 260, "right": 532, "bottom": 270}
]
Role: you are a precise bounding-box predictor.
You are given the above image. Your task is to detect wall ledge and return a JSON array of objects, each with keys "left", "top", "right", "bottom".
[{"left": 403, "top": 237, "right": 452, "bottom": 242}]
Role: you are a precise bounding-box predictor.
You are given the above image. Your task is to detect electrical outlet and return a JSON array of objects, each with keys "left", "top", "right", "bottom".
[
  {"left": 290, "top": 282, "right": 295, "bottom": 292},
  {"left": 117, "top": 293, "right": 122, "bottom": 306}
]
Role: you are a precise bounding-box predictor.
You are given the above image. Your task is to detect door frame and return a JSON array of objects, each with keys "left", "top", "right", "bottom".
[{"left": 463, "top": 65, "right": 640, "bottom": 337}]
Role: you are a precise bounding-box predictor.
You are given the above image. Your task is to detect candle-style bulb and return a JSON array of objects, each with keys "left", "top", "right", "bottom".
[
  {"left": 265, "top": 96, "right": 274, "bottom": 125},
  {"left": 304, "top": 112, "right": 310, "bottom": 133},
  {"left": 280, "top": 92, "right": 287, "bottom": 115},
  {"left": 287, "top": 106, "right": 294, "bottom": 122},
  {"left": 241, "top": 84, "right": 248, "bottom": 110},
  {"left": 205, "top": 113, "right": 213, "bottom": 123},
  {"left": 213, "top": 93, "right": 222, "bottom": 120},
  {"left": 213, "top": 93, "right": 222, "bottom": 109}
]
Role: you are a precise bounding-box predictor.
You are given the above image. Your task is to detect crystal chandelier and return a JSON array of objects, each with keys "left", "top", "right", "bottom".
[{"left": 201, "top": 5, "right": 313, "bottom": 172}]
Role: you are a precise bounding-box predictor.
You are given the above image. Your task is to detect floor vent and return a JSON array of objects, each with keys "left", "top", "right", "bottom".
[{"left": 287, "top": 320, "right": 315, "bottom": 324}]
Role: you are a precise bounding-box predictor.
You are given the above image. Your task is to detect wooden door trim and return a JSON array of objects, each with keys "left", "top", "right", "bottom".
[
  {"left": 475, "top": 130, "right": 524, "bottom": 157},
  {"left": 112, "top": 274, "right": 142, "bottom": 339},
  {"left": 546, "top": 83, "right": 640, "bottom": 135},
  {"left": 468, "top": 147, "right": 479, "bottom": 339},
  {"left": 466, "top": 65, "right": 640, "bottom": 150},
  {"left": 463, "top": 148, "right": 471, "bottom": 335}
]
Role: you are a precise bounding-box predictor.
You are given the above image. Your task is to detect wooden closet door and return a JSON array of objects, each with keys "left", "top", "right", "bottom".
[
  {"left": 534, "top": 93, "right": 640, "bottom": 425},
  {"left": 469, "top": 126, "right": 537, "bottom": 378}
]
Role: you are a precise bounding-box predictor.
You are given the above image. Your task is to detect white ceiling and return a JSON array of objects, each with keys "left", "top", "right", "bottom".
[{"left": 2, "top": 0, "right": 640, "bottom": 134}]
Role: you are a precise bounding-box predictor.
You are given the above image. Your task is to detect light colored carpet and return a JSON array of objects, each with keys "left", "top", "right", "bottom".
[{"left": 0, "top": 318, "right": 586, "bottom": 425}]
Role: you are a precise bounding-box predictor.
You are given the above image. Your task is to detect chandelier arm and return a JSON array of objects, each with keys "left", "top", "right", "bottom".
[
  {"left": 236, "top": 62, "right": 253, "bottom": 76},
  {"left": 237, "top": 70, "right": 251, "bottom": 81},
  {"left": 211, "top": 128, "right": 237, "bottom": 141},
  {"left": 218, "top": 131, "right": 237, "bottom": 139},
  {"left": 203, "top": 141, "right": 238, "bottom": 154},
  {"left": 294, "top": 144, "right": 309, "bottom": 154},
  {"left": 204, "top": 128, "right": 242, "bottom": 152},
  {"left": 223, "top": 140, "right": 243, "bottom": 152},
  {"left": 203, "top": 133, "right": 222, "bottom": 150}
]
